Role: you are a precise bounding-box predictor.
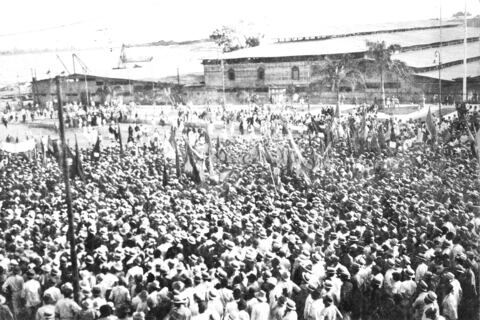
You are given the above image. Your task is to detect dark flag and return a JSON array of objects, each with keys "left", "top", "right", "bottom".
[
  {"left": 204, "top": 129, "right": 214, "bottom": 176},
  {"left": 169, "top": 126, "right": 177, "bottom": 147},
  {"left": 286, "top": 147, "right": 294, "bottom": 175},
  {"left": 73, "top": 136, "right": 86, "bottom": 182},
  {"left": 378, "top": 125, "right": 386, "bottom": 149},
  {"left": 163, "top": 161, "right": 169, "bottom": 187},
  {"left": 65, "top": 145, "right": 75, "bottom": 179},
  {"left": 91, "top": 134, "right": 101, "bottom": 161},
  {"left": 47, "top": 136, "right": 60, "bottom": 161},
  {"left": 117, "top": 123, "right": 123, "bottom": 155},
  {"left": 184, "top": 138, "right": 204, "bottom": 184},
  {"left": 371, "top": 132, "right": 380, "bottom": 154},
  {"left": 388, "top": 121, "right": 397, "bottom": 149}
]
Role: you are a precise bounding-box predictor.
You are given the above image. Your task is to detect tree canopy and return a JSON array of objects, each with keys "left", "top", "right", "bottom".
[
  {"left": 365, "top": 40, "right": 411, "bottom": 106},
  {"left": 209, "top": 26, "right": 262, "bottom": 53},
  {"left": 310, "top": 54, "right": 365, "bottom": 105}
]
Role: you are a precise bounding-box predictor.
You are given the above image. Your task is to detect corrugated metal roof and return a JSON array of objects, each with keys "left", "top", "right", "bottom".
[
  {"left": 415, "top": 61, "right": 480, "bottom": 81},
  {"left": 394, "top": 41, "right": 480, "bottom": 68},
  {"left": 218, "top": 26, "right": 480, "bottom": 61},
  {"left": 272, "top": 19, "right": 457, "bottom": 40}
]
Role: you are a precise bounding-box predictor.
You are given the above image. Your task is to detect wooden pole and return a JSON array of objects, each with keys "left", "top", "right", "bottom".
[
  {"left": 463, "top": 0, "right": 468, "bottom": 102},
  {"left": 32, "top": 77, "right": 38, "bottom": 107},
  {"left": 55, "top": 76, "right": 80, "bottom": 303}
]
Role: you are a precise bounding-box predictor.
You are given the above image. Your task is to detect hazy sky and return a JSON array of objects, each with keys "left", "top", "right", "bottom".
[{"left": 0, "top": 0, "right": 479, "bottom": 51}]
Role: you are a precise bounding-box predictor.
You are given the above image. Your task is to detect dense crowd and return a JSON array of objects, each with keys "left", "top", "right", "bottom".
[{"left": 0, "top": 104, "right": 479, "bottom": 320}]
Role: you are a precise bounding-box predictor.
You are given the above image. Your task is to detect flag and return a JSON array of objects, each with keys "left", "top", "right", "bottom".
[
  {"left": 91, "top": 134, "right": 101, "bottom": 161},
  {"left": 65, "top": 145, "right": 75, "bottom": 178},
  {"left": 204, "top": 129, "right": 214, "bottom": 176},
  {"left": 47, "top": 136, "right": 59, "bottom": 160},
  {"left": 384, "top": 120, "right": 391, "bottom": 142},
  {"left": 163, "top": 161, "right": 169, "bottom": 187},
  {"left": 426, "top": 107, "right": 437, "bottom": 142},
  {"left": 286, "top": 147, "right": 294, "bottom": 174},
  {"left": 371, "top": 132, "right": 380, "bottom": 153},
  {"left": 183, "top": 138, "right": 204, "bottom": 184},
  {"left": 118, "top": 123, "right": 123, "bottom": 155},
  {"left": 174, "top": 141, "right": 181, "bottom": 178},
  {"left": 378, "top": 125, "right": 386, "bottom": 149},
  {"left": 311, "top": 117, "right": 321, "bottom": 133},
  {"left": 73, "top": 136, "right": 86, "bottom": 182},
  {"left": 335, "top": 103, "right": 340, "bottom": 118},
  {"left": 389, "top": 123, "right": 397, "bottom": 148},
  {"left": 169, "top": 126, "right": 177, "bottom": 148}
]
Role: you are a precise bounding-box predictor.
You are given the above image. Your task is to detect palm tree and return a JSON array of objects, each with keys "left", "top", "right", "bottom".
[
  {"left": 310, "top": 54, "right": 365, "bottom": 109},
  {"left": 365, "top": 41, "right": 411, "bottom": 108}
]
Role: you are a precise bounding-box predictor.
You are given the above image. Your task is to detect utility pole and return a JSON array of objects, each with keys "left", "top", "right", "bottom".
[
  {"left": 221, "top": 57, "right": 226, "bottom": 107},
  {"left": 463, "top": 0, "right": 468, "bottom": 102},
  {"left": 177, "top": 67, "right": 180, "bottom": 85},
  {"left": 438, "top": 1, "right": 442, "bottom": 117},
  {"left": 435, "top": 51, "right": 442, "bottom": 117},
  {"left": 32, "top": 76, "right": 38, "bottom": 107},
  {"left": 55, "top": 76, "right": 80, "bottom": 303}
]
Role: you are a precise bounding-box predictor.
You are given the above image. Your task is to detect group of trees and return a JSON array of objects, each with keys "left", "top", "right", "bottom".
[{"left": 209, "top": 25, "right": 262, "bottom": 53}]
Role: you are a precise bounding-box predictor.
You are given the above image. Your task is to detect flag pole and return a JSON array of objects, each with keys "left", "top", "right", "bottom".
[{"left": 55, "top": 76, "right": 80, "bottom": 303}]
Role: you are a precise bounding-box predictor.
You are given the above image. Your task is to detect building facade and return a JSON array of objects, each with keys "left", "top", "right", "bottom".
[
  {"left": 203, "top": 20, "right": 480, "bottom": 105},
  {"left": 32, "top": 74, "right": 158, "bottom": 107}
]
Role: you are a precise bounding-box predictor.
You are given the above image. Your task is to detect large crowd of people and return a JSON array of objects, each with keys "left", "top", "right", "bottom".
[{"left": 0, "top": 103, "right": 479, "bottom": 320}]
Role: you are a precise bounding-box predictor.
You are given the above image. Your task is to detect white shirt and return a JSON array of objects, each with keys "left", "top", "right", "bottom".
[
  {"left": 23, "top": 279, "right": 41, "bottom": 307},
  {"left": 251, "top": 302, "right": 270, "bottom": 320}
]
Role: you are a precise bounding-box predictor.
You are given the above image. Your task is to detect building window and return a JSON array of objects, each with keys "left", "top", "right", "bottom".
[
  {"left": 291, "top": 66, "right": 300, "bottom": 80},
  {"left": 227, "top": 68, "right": 235, "bottom": 81},
  {"left": 257, "top": 67, "right": 265, "bottom": 80}
]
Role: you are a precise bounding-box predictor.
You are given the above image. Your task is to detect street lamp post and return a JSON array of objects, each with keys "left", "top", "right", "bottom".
[{"left": 434, "top": 50, "right": 442, "bottom": 117}]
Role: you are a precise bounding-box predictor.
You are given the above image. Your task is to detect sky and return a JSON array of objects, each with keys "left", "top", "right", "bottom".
[{"left": 0, "top": 0, "right": 479, "bottom": 51}]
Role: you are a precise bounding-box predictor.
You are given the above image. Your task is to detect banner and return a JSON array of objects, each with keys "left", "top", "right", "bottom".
[{"left": 0, "top": 140, "right": 36, "bottom": 153}]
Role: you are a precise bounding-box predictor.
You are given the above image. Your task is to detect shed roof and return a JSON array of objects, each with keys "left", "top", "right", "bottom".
[
  {"left": 214, "top": 26, "right": 480, "bottom": 63},
  {"left": 415, "top": 61, "right": 480, "bottom": 81}
]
